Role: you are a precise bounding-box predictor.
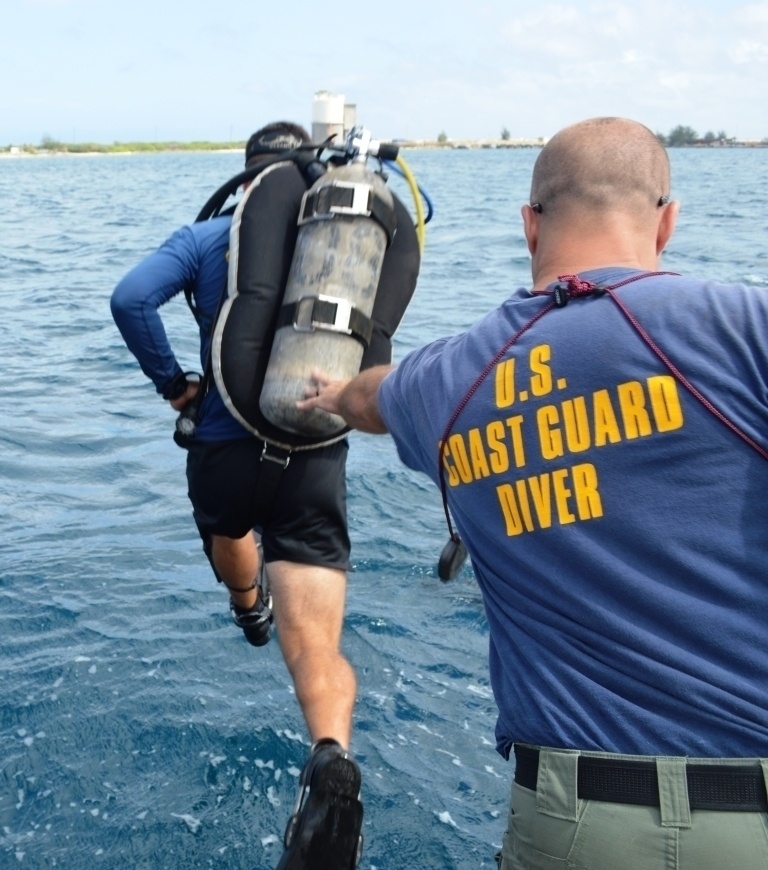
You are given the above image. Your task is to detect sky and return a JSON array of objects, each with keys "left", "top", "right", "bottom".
[{"left": 2, "top": 0, "right": 767, "bottom": 145}]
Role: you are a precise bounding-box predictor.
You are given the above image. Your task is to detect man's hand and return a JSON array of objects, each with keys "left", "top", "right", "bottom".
[
  {"left": 296, "top": 366, "right": 394, "bottom": 434},
  {"left": 296, "top": 370, "right": 350, "bottom": 417},
  {"left": 169, "top": 379, "right": 200, "bottom": 412}
]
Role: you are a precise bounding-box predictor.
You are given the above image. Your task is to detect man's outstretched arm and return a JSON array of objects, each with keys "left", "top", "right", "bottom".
[{"left": 297, "top": 365, "right": 394, "bottom": 434}]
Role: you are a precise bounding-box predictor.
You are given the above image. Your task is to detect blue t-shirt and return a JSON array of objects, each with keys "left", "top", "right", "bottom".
[
  {"left": 378, "top": 267, "right": 768, "bottom": 759},
  {"left": 111, "top": 216, "right": 249, "bottom": 441}
]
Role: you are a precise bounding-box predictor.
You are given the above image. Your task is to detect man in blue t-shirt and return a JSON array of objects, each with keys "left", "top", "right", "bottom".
[{"left": 299, "top": 117, "right": 768, "bottom": 869}]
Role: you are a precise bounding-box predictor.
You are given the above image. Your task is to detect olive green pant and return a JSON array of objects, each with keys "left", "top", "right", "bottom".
[{"left": 498, "top": 747, "right": 768, "bottom": 869}]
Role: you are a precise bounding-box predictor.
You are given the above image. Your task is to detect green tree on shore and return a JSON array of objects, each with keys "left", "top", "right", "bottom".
[
  {"left": 666, "top": 125, "right": 698, "bottom": 146},
  {"left": 41, "top": 135, "right": 64, "bottom": 151},
  {"left": 658, "top": 125, "right": 731, "bottom": 146}
]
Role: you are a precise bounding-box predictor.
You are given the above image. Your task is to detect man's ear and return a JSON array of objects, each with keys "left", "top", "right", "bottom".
[
  {"left": 521, "top": 204, "right": 539, "bottom": 256},
  {"left": 656, "top": 199, "right": 679, "bottom": 255}
]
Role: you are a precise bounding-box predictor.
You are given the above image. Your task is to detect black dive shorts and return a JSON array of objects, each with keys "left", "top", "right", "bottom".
[{"left": 186, "top": 437, "right": 350, "bottom": 570}]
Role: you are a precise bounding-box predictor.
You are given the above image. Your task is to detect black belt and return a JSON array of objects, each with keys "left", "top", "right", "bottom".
[{"left": 514, "top": 745, "right": 768, "bottom": 812}]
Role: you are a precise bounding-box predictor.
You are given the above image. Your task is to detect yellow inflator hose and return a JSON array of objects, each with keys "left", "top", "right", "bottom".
[{"left": 396, "top": 153, "right": 426, "bottom": 253}]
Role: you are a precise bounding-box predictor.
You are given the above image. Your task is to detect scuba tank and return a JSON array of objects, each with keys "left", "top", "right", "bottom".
[{"left": 258, "top": 126, "right": 398, "bottom": 437}]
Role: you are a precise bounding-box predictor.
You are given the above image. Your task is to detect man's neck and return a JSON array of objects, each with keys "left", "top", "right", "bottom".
[
  {"left": 530, "top": 229, "right": 662, "bottom": 292},
  {"left": 531, "top": 256, "right": 650, "bottom": 292}
]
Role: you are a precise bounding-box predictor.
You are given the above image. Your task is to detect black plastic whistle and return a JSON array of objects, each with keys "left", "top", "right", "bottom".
[{"left": 438, "top": 535, "right": 468, "bottom": 582}]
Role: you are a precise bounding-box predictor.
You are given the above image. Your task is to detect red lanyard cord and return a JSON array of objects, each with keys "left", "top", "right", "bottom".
[{"left": 606, "top": 285, "right": 768, "bottom": 461}]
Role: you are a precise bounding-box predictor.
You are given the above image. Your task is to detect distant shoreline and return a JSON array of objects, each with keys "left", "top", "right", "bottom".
[
  {"left": 0, "top": 139, "right": 544, "bottom": 158},
  {"left": 2, "top": 136, "right": 768, "bottom": 158}
]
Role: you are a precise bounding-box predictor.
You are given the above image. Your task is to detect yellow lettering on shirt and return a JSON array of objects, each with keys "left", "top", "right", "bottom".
[
  {"left": 562, "top": 396, "right": 591, "bottom": 453},
  {"left": 592, "top": 389, "right": 622, "bottom": 446},
  {"left": 537, "top": 405, "right": 564, "bottom": 460},
  {"left": 648, "top": 375, "right": 684, "bottom": 432},
  {"left": 506, "top": 415, "right": 527, "bottom": 468},
  {"left": 572, "top": 462, "right": 603, "bottom": 520},
  {"left": 487, "top": 420, "right": 510, "bottom": 474},
  {"left": 530, "top": 345, "right": 553, "bottom": 397},
  {"left": 552, "top": 468, "right": 576, "bottom": 525},
  {"left": 495, "top": 359, "right": 516, "bottom": 409},
  {"left": 442, "top": 365, "right": 683, "bottom": 538},
  {"left": 468, "top": 428, "right": 491, "bottom": 480},
  {"left": 448, "top": 432, "right": 473, "bottom": 484},
  {"left": 617, "top": 381, "right": 652, "bottom": 439},
  {"left": 495, "top": 462, "right": 601, "bottom": 536}
]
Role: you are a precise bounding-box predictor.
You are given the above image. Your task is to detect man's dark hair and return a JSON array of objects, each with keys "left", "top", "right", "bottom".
[{"left": 245, "top": 121, "right": 312, "bottom": 167}]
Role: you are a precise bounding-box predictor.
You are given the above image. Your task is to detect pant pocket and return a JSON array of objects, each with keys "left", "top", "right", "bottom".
[{"left": 500, "top": 783, "right": 581, "bottom": 869}]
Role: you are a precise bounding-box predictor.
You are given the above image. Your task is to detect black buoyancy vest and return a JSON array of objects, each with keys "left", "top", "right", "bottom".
[{"left": 211, "top": 160, "right": 421, "bottom": 450}]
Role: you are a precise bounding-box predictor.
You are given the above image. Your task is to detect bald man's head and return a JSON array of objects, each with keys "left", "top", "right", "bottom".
[{"left": 530, "top": 118, "right": 670, "bottom": 224}]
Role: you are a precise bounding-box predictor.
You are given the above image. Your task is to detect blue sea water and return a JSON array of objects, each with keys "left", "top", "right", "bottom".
[{"left": 0, "top": 145, "right": 766, "bottom": 869}]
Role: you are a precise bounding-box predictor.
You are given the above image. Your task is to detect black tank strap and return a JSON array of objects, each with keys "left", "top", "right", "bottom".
[
  {"left": 277, "top": 296, "right": 373, "bottom": 348},
  {"left": 299, "top": 180, "right": 397, "bottom": 246}
]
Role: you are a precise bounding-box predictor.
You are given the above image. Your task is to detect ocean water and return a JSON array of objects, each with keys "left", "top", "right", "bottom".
[{"left": 0, "top": 145, "right": 766, "bottom": 869}]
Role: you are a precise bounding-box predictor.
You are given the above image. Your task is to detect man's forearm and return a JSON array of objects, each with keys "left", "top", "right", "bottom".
[{"left": 337, "top": 365, "right": 394, "bottom": 434}]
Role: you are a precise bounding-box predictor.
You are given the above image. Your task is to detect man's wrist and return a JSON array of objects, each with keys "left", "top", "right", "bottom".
[{"left": 162, "top": 372, "right": 188, "bottom": 401}]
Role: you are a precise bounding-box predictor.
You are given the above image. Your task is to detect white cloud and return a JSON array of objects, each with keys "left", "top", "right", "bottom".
[
  {"left": 738, "top": 0, "right": 768, "bottom": 23},
  {"left": 729, "top": 40, "right": 768, "bottom": 63}
]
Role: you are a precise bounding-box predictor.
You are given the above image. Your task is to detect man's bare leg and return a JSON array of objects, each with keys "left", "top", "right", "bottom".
[
  {"left": 267, "top": 561, "right": 356, "bottom": 747},
  {"left": 210, "top": 532, "right": 261, "bottom": 608},
  {"left": 269, "top": 560, "right": 362, "bottom": 869},
  {"left": 209, "top": 542, "right": 355, "bottom": 741}
]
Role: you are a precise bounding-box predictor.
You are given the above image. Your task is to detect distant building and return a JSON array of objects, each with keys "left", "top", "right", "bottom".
[{"left": 311, "top": 91, "right": 357, "bottom": 145}]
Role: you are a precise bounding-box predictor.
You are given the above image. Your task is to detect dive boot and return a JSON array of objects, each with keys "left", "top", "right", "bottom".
[
  {"left": 277, "top": 739, "right": 363, "bottom": 870},
  {"left": 230, "top": 595, "right": 272, "bottom": 647},
  {"left": 229, "top": 550, "right": 273, "bottom": 647}
]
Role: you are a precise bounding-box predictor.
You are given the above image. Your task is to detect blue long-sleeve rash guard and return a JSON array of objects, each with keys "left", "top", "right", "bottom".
[{"left": 111, "top": 216, "right": 248, "bottom": 441}]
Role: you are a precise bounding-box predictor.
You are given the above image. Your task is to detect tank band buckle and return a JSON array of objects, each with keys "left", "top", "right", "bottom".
[
  {"left": 314, "top": 293, "right": 354, "bottom": 334},
  {"left": 282, "top": 295, "right": 373, "bottom": 348},
  {"left": 299, "top": 181, "right": 396, "bottom": 245},
  {"left": 299, "top": 181, "right": 373, "bottom": 222}
]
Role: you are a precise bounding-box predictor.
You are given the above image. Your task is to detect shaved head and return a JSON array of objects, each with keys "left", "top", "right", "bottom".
[{"left": 530, "top": 117, "right": 670, "bottom": 223}]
